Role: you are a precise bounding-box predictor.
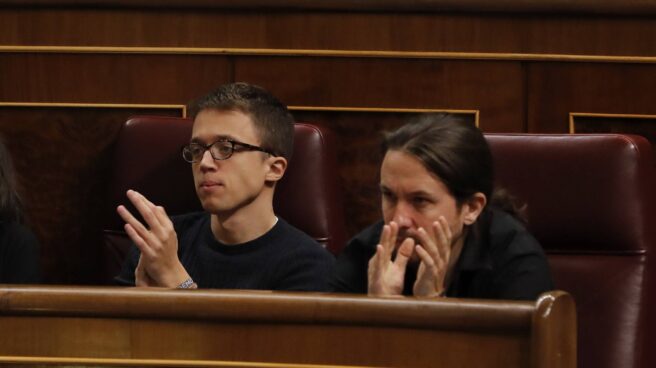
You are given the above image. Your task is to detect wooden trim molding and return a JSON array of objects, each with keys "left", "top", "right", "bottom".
[
  {"left": 569, "top": 112, "right": 656, "bottom": 133},
  {"left": 2, "top": 46, "right": 656, "bottom": 64},
  {"left": 0, "top": 102, "right": 187, "bottom": 117},
  {"left": 0, "top": 356, "right": 369, "bottom": 368},
  {"left": 1, "top": 0, "right": 655, "bottom": 16},
  {"left": 0, "top": 103, "right": 477, "bottom": 127},
  {"left": 290, "top": 106, "right": 480, "bottom": 127}
]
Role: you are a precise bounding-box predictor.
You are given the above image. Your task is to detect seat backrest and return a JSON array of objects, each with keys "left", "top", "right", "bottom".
[
  {"left": 485, "top": 133, "right": 656, "bottom": 368},
  {"left": 103, "top": 115, "right": 347, "bottom": 281}
]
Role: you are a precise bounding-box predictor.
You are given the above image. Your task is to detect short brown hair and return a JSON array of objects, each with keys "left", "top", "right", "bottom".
[{"left": 189, "top": 82, "right": 295, "bottom": 161}]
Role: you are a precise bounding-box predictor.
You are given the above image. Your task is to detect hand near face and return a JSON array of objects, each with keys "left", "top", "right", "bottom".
[
  {"left": 117, "top": 190, "right": 190, "bottom": 288},
  {"left": 412, "top": 216, "right": 452, "bottom": 297},
  {"left": 367, "top": 222, "right": 415, "bottom": 296}
]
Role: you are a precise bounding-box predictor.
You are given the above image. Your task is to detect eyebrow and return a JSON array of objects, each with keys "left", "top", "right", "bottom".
[
  {"left": 406, "top": 190, "right": 435, "bottom": 198},
  {"left": 379, "top": 184, "right": 435, "bottom": 198},
  {"left": 190, "top": 135, "right": 236, "bottom": 144}
]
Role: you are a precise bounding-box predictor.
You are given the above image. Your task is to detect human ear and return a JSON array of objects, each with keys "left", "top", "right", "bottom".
[
  {"left": 265, "top": 156, "right": 287, "bottom": 182},
  {"left": 462, "top": 192, "right": 487, "bottom": 225}
]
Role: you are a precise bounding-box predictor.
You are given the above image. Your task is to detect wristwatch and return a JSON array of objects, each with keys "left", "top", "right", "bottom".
[{"left": 177, "top": 278, "right": 197, "bottom": 289}]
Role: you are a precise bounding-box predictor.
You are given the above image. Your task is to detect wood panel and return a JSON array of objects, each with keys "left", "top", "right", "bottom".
[
  {"left": 235, "top": 57, "right": 524, "bottom": 132},
  {"left": 0, "top": 53, "right": 232, "bottom": 103},
  {"left": 0, "top": 7, "right": 655, "bottom": 56},
  {"left": 527, "top": 63, "right": 656, "bottom": 132},
  {"left": 0, "top": 287, "right": 576, "bottom": 368},
  {"left": 0, "top": 105, "right": 184, "bottom": 284}
]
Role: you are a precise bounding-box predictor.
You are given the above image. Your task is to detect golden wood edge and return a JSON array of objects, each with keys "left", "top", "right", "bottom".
[
  {"left": 0, "top": 103, "right": 479, "bottom": 127},
  {"left": 0, "top": 286, "right": 535, "bottom": 331},
  {"left": 569, "top": 112, "right": 656, "bottom": 133},
  {"left": 2, "top": 0, "right": 656, "bottom": 15},
  {"left": 0, "top": 356, "right": 374, "bottom": 368},
  {"left": 1, "top": 46, "right": 655, "bottom": 64},
  {"left": 0, "top": 102, "right": 187, "bottom": 117},
  {"left": 290, "top": 106, "right": 480, "bottom": 127}
]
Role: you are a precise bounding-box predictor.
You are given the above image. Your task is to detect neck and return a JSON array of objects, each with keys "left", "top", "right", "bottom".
[{"left": 209, "top": 192, "right": 278, "bottom": 245}]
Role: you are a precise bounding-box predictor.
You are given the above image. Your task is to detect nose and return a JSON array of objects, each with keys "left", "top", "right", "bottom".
[
  {"left": 391, "top": 201, "right": 414, "bottom": 230},
  {"left": 198, "top": 150, "right": 217, "bottom": 172}
]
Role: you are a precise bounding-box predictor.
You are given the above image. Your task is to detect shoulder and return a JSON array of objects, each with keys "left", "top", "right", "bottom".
[
  {"left": 0, "top": 221, "right": 39, "bottom": 250},
  {"left": 0, "top": 221, "right": 41, "bottom": 283},
  {"left": 273, "top": 219, "right": 333, "bottom": 259},
  {"left": 348, "top": 221, "right": 385, "bottom": 252},
  {"left": 337, "top": 220, "right": 384, "bottom": 263},
  {"left": 466, "top": 208, "right": 553, "bottom": 300},
  {"left": 330, "top": 221, "right": 383, "bottom": 294},
  {"left": 267, "top": 219, "right": 335, "bottom": 292},
  {"left": 486, "top": 208, "right": 544, "bottom": 257}
]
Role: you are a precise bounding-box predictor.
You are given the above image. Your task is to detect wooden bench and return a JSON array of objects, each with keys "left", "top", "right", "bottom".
[{"left": 0, "top": 286, "right": 575, "bottom": 367}]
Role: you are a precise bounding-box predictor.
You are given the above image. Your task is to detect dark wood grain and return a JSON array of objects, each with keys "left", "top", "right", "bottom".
[
  {"left": 0, "top": 106, "right": 183, "bottom": 284},
  {"left": 1, "top": 8, "right": 655, "bottom": 56},
  {"left": 527, "top": 63, "right": 656, "bottom": 133},
  {"left": 0, "top": 53, "right": 232, "bottom": 103},
  {"left": 236, "top": 57, "right": 524, "bottom": 131}
]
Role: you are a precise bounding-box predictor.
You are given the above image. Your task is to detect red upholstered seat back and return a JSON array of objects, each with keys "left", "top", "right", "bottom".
[
  {"left": 486, "top": 133, "right": 656, "bottom": 368},
  {"left": 104, "top": 116, "right": 347, "bottom": 280}
]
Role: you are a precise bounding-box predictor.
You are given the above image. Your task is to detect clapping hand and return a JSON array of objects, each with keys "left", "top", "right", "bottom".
[
  {"left": 116, "top": 190, "right": 190, "bottom": 288},
  {"left": 367, "top": 216, "right": 453, "bottom": 298},
  {"left": 367, "top": 222, "right": 415, "bottom": 296},
  {"left": 412, "top": 217, "right": 452, "bottom": 297}
]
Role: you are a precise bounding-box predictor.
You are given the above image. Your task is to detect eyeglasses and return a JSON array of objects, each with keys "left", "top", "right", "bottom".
[{"left": 181, "top": 139, "right": 275, "bottom": 163}]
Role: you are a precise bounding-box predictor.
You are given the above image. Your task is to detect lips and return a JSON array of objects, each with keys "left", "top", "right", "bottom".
[{"left": 199, "top": 180, "right": 224, "bottom": 189}]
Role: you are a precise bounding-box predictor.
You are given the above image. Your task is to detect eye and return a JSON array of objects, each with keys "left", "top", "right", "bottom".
[
  {"left": 380, "top": 188, "right": 396, "bottom": 202},
  {"left": 211, "top": 141, "right": 233, "bottom": 157},
  {"left": 188, "top": 144, "right": 205, "bottom": 157},
  {"left": 412, "top": 197, "right": 430, "bottom": 207}
]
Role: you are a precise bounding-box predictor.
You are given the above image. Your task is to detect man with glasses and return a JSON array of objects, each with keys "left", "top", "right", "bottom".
[{"left": 115, "top": 82, "right": 334, "bottom": 290}]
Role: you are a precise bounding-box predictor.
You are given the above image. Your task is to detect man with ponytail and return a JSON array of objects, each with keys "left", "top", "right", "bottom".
[{"left": 332, "top": 114, "right": 552, "bottom": 300}]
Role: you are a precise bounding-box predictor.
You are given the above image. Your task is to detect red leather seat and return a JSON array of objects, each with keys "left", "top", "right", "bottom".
[
  {"left": 103, "top": 116, "right": 347, "bottom": 281},
  {"left": 486, "top": 133, "right": 656, "bottom": 368}
]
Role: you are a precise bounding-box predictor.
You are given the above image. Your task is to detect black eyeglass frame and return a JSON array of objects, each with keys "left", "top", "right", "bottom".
[{"left": 181, "top": 139, "right": 275, "bottom": 163}]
